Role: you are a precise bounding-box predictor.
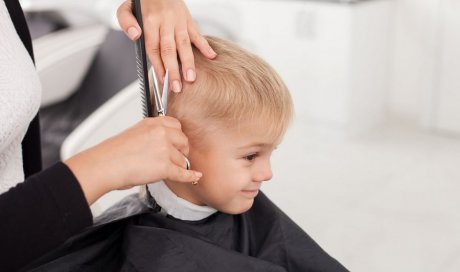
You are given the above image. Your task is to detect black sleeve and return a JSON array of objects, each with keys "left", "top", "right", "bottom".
[{"left": 0, "top": 162, "right": 93, "bottom": 272}]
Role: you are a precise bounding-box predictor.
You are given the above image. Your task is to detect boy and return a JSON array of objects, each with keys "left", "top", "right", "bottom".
[{"left": 25, "top": 37, "right": 348, "bottom": 272}]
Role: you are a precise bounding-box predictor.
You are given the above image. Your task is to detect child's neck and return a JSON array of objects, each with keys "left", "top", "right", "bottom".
[{"left": 147, "top": 181, "right": 217, "bottom": 221}]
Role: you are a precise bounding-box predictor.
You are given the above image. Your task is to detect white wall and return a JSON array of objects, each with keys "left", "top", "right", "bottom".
[
  {"left": 389, "top": 0, "right": 460, "bottom": 134},
  {"left": 189, "top": 0, "right": 392, "bottom": 135},
  {"left": 435, "top": 0, "right": 460, "bottom": 134},
  {"left": 389, "top": 0, "right": 439, "bottom": 121}
]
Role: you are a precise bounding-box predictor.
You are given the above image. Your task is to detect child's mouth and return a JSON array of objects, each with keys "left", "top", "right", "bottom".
[{"left": 241, "top": 189, "right": 259, "bottom": 198}]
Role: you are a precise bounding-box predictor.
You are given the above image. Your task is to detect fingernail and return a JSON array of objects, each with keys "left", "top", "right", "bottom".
[
  {"left": 208, "top": 47, "right": 217, "bottom": 57},
  {"left": 172, "top": 80, "right": 181, "bottom": 93},
  {"left": 194, "top": 171, "right": 203, "bottom": 179},
  {"left": 186, "top": 69, "right": 196, "bottom": 82},
  {"left": 127, "top": 27, "right": 139, "bottom": 40}
]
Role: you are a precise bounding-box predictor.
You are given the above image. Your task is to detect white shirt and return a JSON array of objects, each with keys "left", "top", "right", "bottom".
[
  {"left": 147, "top": 181, "right": 217, "bottom": 221},
  {"left": 0, "top": 2, "right": 42, "bottom": 193}
]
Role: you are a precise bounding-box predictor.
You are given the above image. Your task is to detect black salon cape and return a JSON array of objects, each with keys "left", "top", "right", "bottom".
[{"left": 24, "top": 192, "right": 348, "bottom": 272}]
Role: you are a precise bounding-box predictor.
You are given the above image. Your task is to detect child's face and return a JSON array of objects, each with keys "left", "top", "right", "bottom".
[{"left": 167, "top": 121, "right": 280, "bottom": 214}]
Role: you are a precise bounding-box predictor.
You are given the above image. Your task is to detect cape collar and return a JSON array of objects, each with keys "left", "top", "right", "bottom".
[{"left": 147, "top": 181, "right": 217, "bottom": 221}]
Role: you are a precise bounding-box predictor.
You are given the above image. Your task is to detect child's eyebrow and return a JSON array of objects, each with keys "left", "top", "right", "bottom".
[{"left": 237, "top": 143, "right": 274, "bottom": 150}]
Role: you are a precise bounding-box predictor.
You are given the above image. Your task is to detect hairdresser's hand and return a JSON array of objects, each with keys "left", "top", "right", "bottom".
[
  {"left": 117, "top": 0, "right": 217, "bottom": 93},
  {"left": 64, "top": 117, "right": 201, "bottom": 205}
]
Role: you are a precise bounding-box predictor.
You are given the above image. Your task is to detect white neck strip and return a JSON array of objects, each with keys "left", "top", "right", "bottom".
[{"left": 147, "top": 181, "right": 217, "bottom": 221}]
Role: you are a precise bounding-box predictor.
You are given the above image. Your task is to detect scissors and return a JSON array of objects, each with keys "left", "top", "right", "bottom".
[
  {"left": 149, "top": 69, "right": 191, "bottom": 171},
  {"left": 132, "top": 0, "right": 193, "bottom": 180}
]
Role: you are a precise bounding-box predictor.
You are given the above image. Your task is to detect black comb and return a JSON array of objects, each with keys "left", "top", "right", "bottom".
[{"left": 132, "top": 0, "right": 153, "bottom": 118}]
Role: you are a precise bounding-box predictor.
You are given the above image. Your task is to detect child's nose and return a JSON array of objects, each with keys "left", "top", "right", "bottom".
[{"left": 253, "top": 162, "right": 273, "bottom": 183}]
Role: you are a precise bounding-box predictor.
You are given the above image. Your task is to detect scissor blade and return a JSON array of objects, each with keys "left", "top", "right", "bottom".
[
  {"left": 162, "top": 69, "right": 169, "bottom": 114},
  {"left": 149, "top": 68, "right": 165, "bottom": 116}
]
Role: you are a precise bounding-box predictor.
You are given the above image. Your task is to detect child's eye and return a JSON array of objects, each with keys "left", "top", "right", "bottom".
[{"left": 244, "top": 153, "right": 257, "bottom": 161}]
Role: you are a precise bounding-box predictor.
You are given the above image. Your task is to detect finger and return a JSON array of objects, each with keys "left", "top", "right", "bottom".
[
  {"left": 118, "top": 185, "right": 134, "bottom": 190},
  {"left": 188, "top": 21, "right": 216, "bottom": 59},
  {"left": 167, "top": 165, "right": 202, "bottom": 183},
  {"left": 160, "top": 23, "right": 182, "bottom": 93},
  {"left": 166, "top": 129, "right": 189, "bottom": 156},
  {"left": 158, "top": 116, "right": 182, "bottom": 130},
  {"left": 117, "top": 0, "right": 142, "bottom": 41},
  {"left": 169, "top": 148, "right": 190, "bottom": 169},
  {"left": 144, "top": 18, "right": 165, "bottom": 82},
  {"left": 175, "top": 28, "right": 196, "bottom": 82},
  {"left": 144, "top": 116, "right": 181, "bottom": 131}
]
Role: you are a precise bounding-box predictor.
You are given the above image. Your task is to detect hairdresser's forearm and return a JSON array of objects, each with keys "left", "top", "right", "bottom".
[
  {"left": 0, "top": 163, "right": 92, "bottom": 271},
  {"left": 64, "top": 144, "right": 121, "bottom": 206}
]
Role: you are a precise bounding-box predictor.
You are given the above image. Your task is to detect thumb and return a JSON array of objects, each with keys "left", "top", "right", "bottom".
[
  {"left": 169, "top": 165, "right": 203, "bottom": 184},
  {"left": 117, "top": 0, "right": 142, "bottom": 40}
]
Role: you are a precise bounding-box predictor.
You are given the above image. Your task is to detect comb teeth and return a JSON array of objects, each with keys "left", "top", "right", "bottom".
[{"left": 135, "top": 43, "right": 149, "bottom": 118}]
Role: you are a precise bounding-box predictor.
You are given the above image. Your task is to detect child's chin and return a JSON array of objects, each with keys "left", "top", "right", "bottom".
[{"left": 222, "top": 200, "right": 254, "bottom": 215}]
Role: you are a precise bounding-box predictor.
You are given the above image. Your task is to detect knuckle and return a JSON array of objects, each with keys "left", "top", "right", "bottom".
[
  {"left": 165, "top": 10, "right": 178, "bottom": 19},
  {"left": 170, "top": 117, "right": 181, "bottom": 128},
  {"left": 145, "top": 15, "right": 160, "bottom": 26},
  {"left": 164, "top": 117, "right": 180, "bottom": 129},
  {"left": 150, "top": 46, "right": 161, "bottom": 56},
  {"left": 140, "top": 118, "right": 153, "bottom": 129},
  {"left": 182, "top": 149, "right": 189, "bottom": 158},
  {"left": 145, "top": 118, "right": 158, "bottom": 128},
  {"left": 161, "top": 43, "right": 176, "bottom": 56},
  {"left": 178, "top": 51, "right": 194, "bottom": 65},
  {"left": 145, "top": 40, "right": 161, "bottom": 54},
  {"left": 180, "top": 58, "right": 194, "bottom": 70},
  {"left": 176, "top": 33, "right": 191, "bottom": 48}
]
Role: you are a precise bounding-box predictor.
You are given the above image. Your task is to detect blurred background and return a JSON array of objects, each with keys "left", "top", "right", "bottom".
[{"left": 20, "top": 0, "right": 460, "bottom": 271}]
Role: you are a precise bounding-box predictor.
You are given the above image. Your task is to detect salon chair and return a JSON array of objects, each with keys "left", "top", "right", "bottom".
[{"left": 34, "top": 23, "right": 108, "bottom": 107}]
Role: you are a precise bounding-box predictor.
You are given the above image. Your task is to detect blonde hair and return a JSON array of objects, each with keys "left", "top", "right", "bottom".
[{"left": 167, "top": 36, "right": 293, "bottom": 145}]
